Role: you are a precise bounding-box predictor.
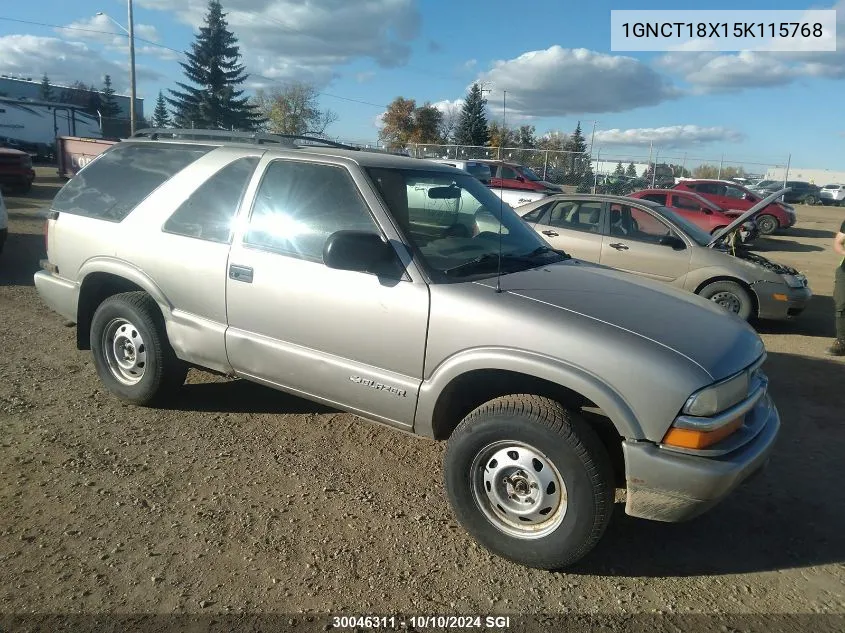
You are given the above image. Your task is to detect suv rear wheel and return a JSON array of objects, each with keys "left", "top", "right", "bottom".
[
  {"left": 90, "top": 291, "right": 187, "bottom": 405},
  {"left": 444, "top": 395, "right": 614, "bottom": 570}
]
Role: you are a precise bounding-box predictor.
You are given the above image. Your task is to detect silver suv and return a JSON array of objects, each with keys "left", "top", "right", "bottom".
[{"left": 35, "top": 130, "right": 780, "bottom": 570}]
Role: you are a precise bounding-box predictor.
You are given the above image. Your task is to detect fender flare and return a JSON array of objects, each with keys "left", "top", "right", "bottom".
[{"left": 414, "top": 347, "right": 644, "bottom": 439}]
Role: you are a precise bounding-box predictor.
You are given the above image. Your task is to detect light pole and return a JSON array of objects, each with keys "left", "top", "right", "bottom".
[{"left": 97, "top": 1, "right": 136, "bottom": 135}]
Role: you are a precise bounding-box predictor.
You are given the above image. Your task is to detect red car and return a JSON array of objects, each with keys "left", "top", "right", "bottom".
[
  {"left": 476, "top": 160, "right": 561, "bottom": 192},
  {"left": 629, "top": 189, "right": 741, "bottom": 235},
  {"left": 672, "top": 179, "right": 795, "bottom": 235},
  {"left": 0, "top": 147, "right": 35, "bottom": 194}
]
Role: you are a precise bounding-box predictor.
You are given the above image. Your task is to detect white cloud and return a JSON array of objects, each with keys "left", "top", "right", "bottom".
[
  {"left": 430, "top": 98, "right": 463, "bottom": 114},
  {"left": 0, "top": 35, "right": 162, "bottom": 90},
  {"left": 136, "top": 0, "right": 421, "bottom": 85},
  {"left": 463, "top": 59, "right": 477, "bottom": 70},
  {"left": 61, "top": 15, "right": 176, "bottom": 61},
  {"left": 594, "top": 125, "right": 745, "bottom": 148},
  {"left": 657, "top": 0, "right": 845, "bottom": 92},
  {"left": 476, "top": 46, "right": 680, "bottom": 117},
  {"left": 355, "top": 71, "right": 376, "bottom": 83}
]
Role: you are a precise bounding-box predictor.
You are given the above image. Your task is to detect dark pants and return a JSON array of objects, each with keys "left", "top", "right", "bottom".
[{"left": 836, "top": 265, "right": 845, "bottom": 340}]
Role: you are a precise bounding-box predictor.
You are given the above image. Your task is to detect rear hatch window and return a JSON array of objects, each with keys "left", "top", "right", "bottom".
[{"left": 52, "top": 142, "right": 213, "bottom": 222}]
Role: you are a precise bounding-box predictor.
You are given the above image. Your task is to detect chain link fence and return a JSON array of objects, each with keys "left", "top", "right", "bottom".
[{"left": 403, "top": 143, "right": 789, "bottom": 194}]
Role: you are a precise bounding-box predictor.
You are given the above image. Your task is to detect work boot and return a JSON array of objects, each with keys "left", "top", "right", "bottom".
[{"left": 826, "top": 338, "right": 845, "bottom": 356}]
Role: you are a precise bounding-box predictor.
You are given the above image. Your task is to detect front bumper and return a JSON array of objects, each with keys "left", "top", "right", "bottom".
[
  {"left": 755, "top": 283, "right": 812, "bottom": 320},
  {"left": 624, "top": 391, "right": 780, "bottom": 523}
]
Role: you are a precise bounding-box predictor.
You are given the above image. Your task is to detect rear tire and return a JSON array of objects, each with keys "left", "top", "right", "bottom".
[
  {"left": 444, "top": 395, "right": 614, "bottom": 570},
  {"left": 805, "top": 195, "right": 816, "bottom": 206},
  {"left": 90, "top": 291, "right": 187, "bottom": 406},
  {"left": 698, "top": 280, "right": 754, "bottom": 320},
  {"left": 755, "top": 214, "right": 778, "bottom": 235}
]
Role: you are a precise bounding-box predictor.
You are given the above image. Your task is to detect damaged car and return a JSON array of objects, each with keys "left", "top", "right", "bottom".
[{"left": 518, "top": 189, "right": 811, "bottom": 321}]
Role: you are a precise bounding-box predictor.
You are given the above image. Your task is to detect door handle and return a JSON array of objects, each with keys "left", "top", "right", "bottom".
[
  {"left": 542, "top": 230, "right": 559, "bottom": 237},
  {"left": 609, "top": 242, "right": 629, "bottom": 251},
  {"left": 229, "top": 264, "right": 253, "bottom": 283}
]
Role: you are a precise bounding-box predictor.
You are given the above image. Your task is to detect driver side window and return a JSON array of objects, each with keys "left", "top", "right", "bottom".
[
  {"left": 672, "top": 195, "right": 701, "bottom": 211},
  {"left": 500, "top": 166, "right": 518, "bottom": 180}
]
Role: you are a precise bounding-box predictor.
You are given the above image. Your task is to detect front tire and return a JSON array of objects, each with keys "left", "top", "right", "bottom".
[
  {"left": 698, "top": 280, "right": 754, "bottom": 320},
  {"left": 90, "top": 292, "right": 187, "bottom": 406},
  {"left": 755, "top": 214, "right": 779, "bottom": 235},
  {"left": 804, "top": 195, "right": 816, "bottom": 206},
  {"left": 444, "top": 395, "right": 614, "bottom": 570}
]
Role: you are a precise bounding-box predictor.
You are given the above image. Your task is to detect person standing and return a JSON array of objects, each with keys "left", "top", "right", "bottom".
[{"left": 828, "top": 218, "right": 845, "bottom": 356}]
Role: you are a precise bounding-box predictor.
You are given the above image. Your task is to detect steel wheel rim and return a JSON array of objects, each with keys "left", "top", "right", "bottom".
[
  {"left": 710, "top": 291, "right": 742, "bottom": 314},
  {"left": 757, "top": 217, "right": 775, "bottom": 234},
  {"left": 102, "top": 318, "right": 147, "bottom": 385},
  {"left": 470, "top": 440, "right": 567, "bottom": 540}
]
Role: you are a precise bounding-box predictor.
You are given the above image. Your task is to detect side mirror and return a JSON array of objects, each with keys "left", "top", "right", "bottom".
[
  {"left": 323, "top": 230, "right": 397, "bottom": 274},
  {"left": 516, "top": 176, "right": 525, "bottom": 182},
  {"left": 659, "top": 234, "right": 686, "bottom": 250}
]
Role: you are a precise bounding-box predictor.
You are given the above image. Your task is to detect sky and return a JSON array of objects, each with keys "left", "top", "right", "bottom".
[{"left": 0, "top": 0, "right": 843, "bottom": 173}]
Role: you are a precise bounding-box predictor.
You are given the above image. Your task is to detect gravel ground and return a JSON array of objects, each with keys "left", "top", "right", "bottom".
[{"left": 1, "top": 169, "right": 844, "bottom": 630}]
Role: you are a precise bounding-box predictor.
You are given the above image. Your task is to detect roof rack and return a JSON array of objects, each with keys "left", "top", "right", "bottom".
[{"left": 130, "top": 128, "right": 359, "bottom": 150}]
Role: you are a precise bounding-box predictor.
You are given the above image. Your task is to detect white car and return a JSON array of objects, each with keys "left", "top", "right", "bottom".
[
  {"left": 820, "top": 184, "right": 845, "bottom": 206},
  {"left": 0, "top": 190, "right": 7, "bottom": 255}
]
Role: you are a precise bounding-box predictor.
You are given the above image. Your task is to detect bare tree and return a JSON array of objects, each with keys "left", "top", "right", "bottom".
[
  {"left": 252, "top": 81, "right": 338, "bottom": 136},
  {"left": 438, "top": 102, "right": 460, "bottom": 143}
]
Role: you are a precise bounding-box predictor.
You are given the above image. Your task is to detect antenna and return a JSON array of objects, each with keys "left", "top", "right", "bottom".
[{"left": 495, "top": 90, "right": 507, "bottom": 293}]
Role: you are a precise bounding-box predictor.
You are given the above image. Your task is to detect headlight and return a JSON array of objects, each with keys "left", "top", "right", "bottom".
[
  {"left": 683, "top": 370, "right": 749, "bottom": 417},
  {"left": 783, "top": 274, "right": 806, "bottom": 289}
]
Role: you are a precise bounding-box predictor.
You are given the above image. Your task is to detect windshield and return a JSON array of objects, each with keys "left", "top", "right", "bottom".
[
  {"left": 366, "top": 168, "right": 567, "bottom": 282},
  {"left": 521, "top": 166, "right": 543, "bottom": 181},
  {"left": 651, "top": 206, "right": 713, "bottom": 247}
]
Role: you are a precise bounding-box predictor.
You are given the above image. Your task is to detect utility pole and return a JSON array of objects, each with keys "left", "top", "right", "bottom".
[
  {"left": 717, "top": 154, "right": 724, "bottom": 180},
  {"left": 128, "top": 0, "right": 137, "bottom": 135},
  {"left": 783, "top": 153, "right": 791, "bottom": 187}
]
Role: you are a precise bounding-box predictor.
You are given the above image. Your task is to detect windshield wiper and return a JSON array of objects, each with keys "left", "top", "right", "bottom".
[
  {"left": 442, "top": 253, "right": 501, "bottom": 277},
  {"left": 521, "top": 246, "right": 570, "bottom": 260}
]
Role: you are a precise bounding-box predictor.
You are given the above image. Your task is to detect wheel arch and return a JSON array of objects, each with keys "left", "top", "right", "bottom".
[
  {"left": 694, "top": 275, "right": 760, "bottom": 318},
  {"left": 415, "top": 349, "right": 643, "bottom": 442},
  {"left": 76, "top": 260, "right": 172, "bottom": 350}
]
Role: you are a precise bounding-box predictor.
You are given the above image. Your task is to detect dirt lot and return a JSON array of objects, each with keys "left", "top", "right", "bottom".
[{"left": 1, "top": 168, "right": 844, "bottom": 629}]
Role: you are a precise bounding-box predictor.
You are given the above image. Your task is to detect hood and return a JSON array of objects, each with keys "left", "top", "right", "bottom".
[
  {"left": 478, "top": 261, "right": 764, "bottom": 381},
  {"left": 708, "top": 188, "right": 789, "bottom": 247}
]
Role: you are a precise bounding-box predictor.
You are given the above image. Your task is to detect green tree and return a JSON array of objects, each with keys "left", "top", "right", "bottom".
[
  {"left": 564, "top": 122, "right": 589, "bottom": 185},
  {"left": 625, "top": 162, "right": 637, "bottom": 178},
  {"left": 100, "top": 75, "right": 121, "bottom": 119},
  {"left": 537, "top": 130, "right": 568, "bottom": 152},
  {"left": 252, "top": 82, "right": 337, "bottom": 136},
  {"left": 152, "top": 91, "right": 172, "bottom": 127},
  {"left": 168, "top": 0, "right": 261, "bottom": 131},
  {"left": 38, "top": 74, "right": 55, "bottom": 102},
  {"left": 614, "top": 161, "right": 625, "bottom": 176},
  {"left": 454, "top": 82, "right": 489, "bottom": 147},
  {"left": 517, "top": 125, "right": 536, "bottom": 149}
]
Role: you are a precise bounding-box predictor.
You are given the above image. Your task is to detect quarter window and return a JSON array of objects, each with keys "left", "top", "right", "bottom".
[
  {"left": 245, "top": 160, "right": 380, "bottom": 263},
  {"left": 163, "top": 157, "right": 258, "bottom": 243},
  {"left": 52, "top": 143, "right": 213, "bottom": 221}
]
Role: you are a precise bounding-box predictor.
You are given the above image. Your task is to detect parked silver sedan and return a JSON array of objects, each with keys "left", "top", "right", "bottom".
[{"left": 517, "top": 191, "right": 812, "bottom": 321}]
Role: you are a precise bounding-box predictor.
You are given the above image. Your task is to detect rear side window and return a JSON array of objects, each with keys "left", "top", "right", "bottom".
[
  {"left": 52, "top": 143, "right": 213, "bottom": 222},
  {"left": 163, "top": 157, "right": 258, "bottom": 243},
  {"left": 641, "top": 193, "right": 667, "bottom": 205}
]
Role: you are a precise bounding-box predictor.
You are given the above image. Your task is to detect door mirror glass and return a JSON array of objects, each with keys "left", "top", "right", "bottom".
[{"left": 323, "top": 230, "right": 397, "bottom": 274}]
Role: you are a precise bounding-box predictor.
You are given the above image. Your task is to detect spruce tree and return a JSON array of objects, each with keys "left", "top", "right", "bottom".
[
  {"left": 100, "top": 75, "right": 121, "bottom": 119},
  {"left": 564, "top": 122, "right": 589, "bottom": 184},
  {"left": 152, "top": 91, "right": 172, "bottom": 127},
  {"left": 625, "top": 162, "right": 637, "bottom": 178},
  {"left": 168, "top": 0, "right": 261, "bottom": 131},
  {"left": 454, "top": 83, "right": 489, "bottom": 147},
  {"left": 614, "top": 161, "right": 625, "bottom": 176},
  {"left": 38, "top": 74, "right": 55, "bottom": 102}
]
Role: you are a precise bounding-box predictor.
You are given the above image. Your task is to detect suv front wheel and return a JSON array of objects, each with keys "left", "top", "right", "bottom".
[
  {"left": 90, "top": 291, "right": 188, "bottom": 405},
  {"left": 444, "top": 395, "right": 614, "bottom": 570}
]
